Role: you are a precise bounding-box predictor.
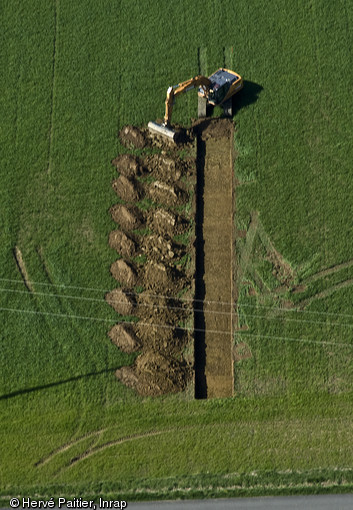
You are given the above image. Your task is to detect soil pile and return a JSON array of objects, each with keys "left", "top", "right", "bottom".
[
  {"left": 112, "top": 154, "right": 142, "bottom": 177},
  {"left": 110, "top": 204, "right": 143, "bottom": 230},
  {"left": 112, "top": 175, "right": 141, "bottom": 202},
  {"left": 108, "top": 323, "right": 140, "bottom": 353},
  {"left": 109, "top": 230, "right": 137, "bottom": 258},
  {"left": 119, "top": 125, "right": 147, "bottom": 149},
  {"left": 107, "top": 125, "right": 196, "bottom": 396},
  {"left": 105, "top": 289, "right": 135, "bottom": 316}
]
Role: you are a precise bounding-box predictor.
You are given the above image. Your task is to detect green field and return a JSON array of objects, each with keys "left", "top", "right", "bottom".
[{"left": 1, "top": 0, "right": 353, "bottom": 502}]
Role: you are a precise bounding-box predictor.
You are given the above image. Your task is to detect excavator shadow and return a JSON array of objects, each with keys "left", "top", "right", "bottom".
[
  {"left": 231, "top": 80, "right": 263, "bottom": 117},
  {"left": 197, "top": 80, "right": 263, "bottom": 121}
]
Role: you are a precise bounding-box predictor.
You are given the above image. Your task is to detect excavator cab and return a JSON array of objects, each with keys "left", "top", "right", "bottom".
[{"left": 199, "top": 68, "right": 243, "bottom": 107}]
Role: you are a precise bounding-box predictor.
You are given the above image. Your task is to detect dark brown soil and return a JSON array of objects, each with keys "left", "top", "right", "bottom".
[
  {"left": 143, "top": 261, "right": 187, "bottom": 293},
  {"left": 140, "top": 234, "right": 183, "bottom": 263},
  {"left": 116, "top": 352, "right": 191, "bottom": 396},
  {"left": 110, "top": 259, "right": 138, "bottom": 288},
  {"left": 107, "top": 123, "right": 196, "bottom": 396},
  {"left": 134, "top": 322, "right": 188, "bottom": 356},
  {"left": 193, "top": 117, "right": 234, "bottom": 140},
  {"left": 110, "top": 204, "right": 143, "bottom": 230},
  {"left": 112, "top": 175, "right": 141, "bottom": 202},
  {"left": 112, "top": 154, "right": 142, "bottom": 177},
  {"left": 119, "top": 125, "right": 146, "bottom": 149},
  {"left": 109, "top": 230, "right": 137, "bottom": 258},
  {"left": 148, "top": 180, "right": 187, "bottom": 207},
  {"left": 105, "top": 288, "right": 136, "bottom": 316},
  {"left": 142, "top": 154, "right": 182, "bottom": 183},
  {"left": 108, "top": 323, "right": 141, "bottom": 353},
  {"left": 136, "top": 293, "right": 189, "bottom": 324},
  {"left": 147, "top": 209, "right": 189, "bottom": 237}
]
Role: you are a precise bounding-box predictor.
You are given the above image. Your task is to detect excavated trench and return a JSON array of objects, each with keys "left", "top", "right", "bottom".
[
  {"left": 194, "top": 119, "right": 235, "bottom": 399},
  {"left": 194, "top": 134, "right": 207, "bottom": 398},
  {"left": 107, "top": 121, "right": 235, "bottom": 398}
]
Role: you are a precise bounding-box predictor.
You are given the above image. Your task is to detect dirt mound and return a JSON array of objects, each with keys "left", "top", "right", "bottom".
[
  {"left": 115, "top": 366, "right": 139, "bottom": 390},
  {"left": 135, "top": 322, "right": 188, "bottom": 355},
  {"left": 110, "top": 204, "right": 143, "bottom": 230},
  {"left": 137, "top": 293, "right": 188, "bottom": 324},
  {"left": 108, "top": 122, "right": 196, "bottom": 397},
  {"left": 110, "top": 259, "right": 138, "bottom": 288},
  {"left": 148, "top": 180, "right": 187, "bottom": 207},
  {"left": 108, "top": 323, "right": 141, "bottom": 353},
  {"left": 143, "top": 154, "right": 182, "bottom": 183},
  {"left": 109, "top": 230, "right": 137, "bottom": 258},
  {"left": 141, "top": 234, "right": 181, "bottom": 263},
  {"left": 143, "top": 261, "right": 186, "bottom": 293},
  {"left": 112, "top": 175, "right": 141, "bottom": 202},
  {"left": 105, "top": 288, "right": 136, "bottom": 316},
  {"left": 116, "top": 352, "right": 190, "bottom": 396},
  {"left": 147, "top": 209, "right": 188, "bottom": 237},
  {"left": 112, "top": 154, "right": 142, "bottom": 177},
  {"left": 192, "top": 117, "right": 233, "bottom": 140},
  {"left": 119, "top": 125, "right": 146, "bottom": 149}
]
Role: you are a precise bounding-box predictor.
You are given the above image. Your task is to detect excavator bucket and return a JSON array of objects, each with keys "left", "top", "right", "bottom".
[{"left": 148, "top": 121, "right": 177, "bottom": 142}]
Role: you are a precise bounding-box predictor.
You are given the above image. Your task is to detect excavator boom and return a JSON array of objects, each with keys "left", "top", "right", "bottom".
[
  {"left": 148, "top": 68, "right": 242, "bottom": 142},
  {"left": 163, "top": 75, "right": 211, "bottom": 125},
  {"left": 148, "top": 75, "right": 211, "bottom": 141}
]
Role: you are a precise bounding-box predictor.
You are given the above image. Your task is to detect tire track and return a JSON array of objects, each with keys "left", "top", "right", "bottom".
[
  {"left": 307, "top": 258, "right": 353, "bottom": 282},
  {"left": 35, "top": 428, "right": 109, "bottom": 467},
  {"left": 54, "top": 428, "right": 181, "bottom": 478},
  {"left": 13, "top": 246, "right": 34, "bottom": 292},
  {"left": 236, "top": 210, "right": 259, "bottom": 287},
  {"left": 299, "top": 278, "right": 353, "bottom": 309},
  {"left": 47, "top": 0, "right": 58, "bottom": 175}
]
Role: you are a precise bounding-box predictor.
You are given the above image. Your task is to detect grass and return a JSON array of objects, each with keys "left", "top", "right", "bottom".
[{"left": 1, "top": 0, "right": 353, "bottom": 502}]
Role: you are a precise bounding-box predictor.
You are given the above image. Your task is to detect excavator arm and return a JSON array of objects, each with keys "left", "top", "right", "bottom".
[{"left": 163, "top": 75, "right": 211, "bottom": 126}]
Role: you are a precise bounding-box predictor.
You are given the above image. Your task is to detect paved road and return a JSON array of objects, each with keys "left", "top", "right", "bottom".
[{"left": 128, "top": 494, "right": 353, "bottom": 509}]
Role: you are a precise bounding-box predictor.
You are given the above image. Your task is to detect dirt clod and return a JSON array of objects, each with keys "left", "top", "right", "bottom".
[
  {"left": 108, "top": 323, "right": 141, "bottom": 353},
  {"left": 135, "top": 322, "right": 188, "bottom": 356},
  {"left": 141, "top": 234, "right": 181, "bottom": 263},
  {"left": 109, "top": 230, "right": 137, "bottom": 258},
  {"left": 116, "top": 352, "right": 190, "bottom": 396},
  {"left": 148, "top": 180, "right": 186, "bottom": 207},
  {"left": 148, "top": 209, "right": 188, "bottom": 237},
  {"left": 108, "top": 122, "right": 197, "bottom": 396},
  {"left": 119, "top": 125, "right": 146, "bottom": 149},
  {"left": 110, "top": 259, "right": 138, "bottom": 288},
  {"left": 112, "top": 154, "right": 142, "bottom": 177},
  {"left": 112, "top": 175, "right": 141, "bottom": 202},
  {"left": 143, "top": 154, "right": 182, "bottom": 182},
  {"left": 115, "top": 366, "right": 140, "bottom": 389},
  {"left": 110, "top": 204, "right": 143, "bottom": 230},
  {"left": 143, "top": 261, "right": 186, "bottom": 293},
  {"left": 105, "top": 288, "right": 136, "bottom": 316}
]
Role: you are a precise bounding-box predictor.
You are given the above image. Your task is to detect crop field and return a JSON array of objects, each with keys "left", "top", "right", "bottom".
[{"left": 1, "top": 0, "right": 353, "bottom": 502}]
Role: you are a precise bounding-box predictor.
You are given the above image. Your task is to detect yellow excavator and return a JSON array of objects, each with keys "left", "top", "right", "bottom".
[{"left": 148, "top": 68, "right": 243, "bottom": 141}]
